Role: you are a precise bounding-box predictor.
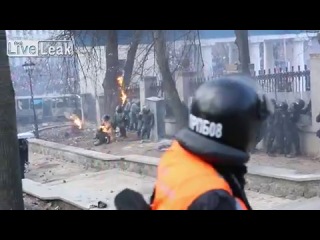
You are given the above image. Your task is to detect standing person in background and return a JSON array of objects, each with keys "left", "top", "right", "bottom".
[
  {"left": 285, "top": 102, "right": 301, "bottom": 157},
  {"left": 273, "top": 102, "right": 288, "bottom": 156},
  {"left": 316, "top": 112, "right": 320, "bottom": 139},
  {"left": 124, "top": 99, "right": 131, "bottom": 130},
  {"left": 137, "top": 111, "right": 143, "bottom": 138},
  {"left": 129, "top": 100, "right": 140, "bottom": 131},
  {"left": 114, "top": 105, "right": 127, "bottom": 138},
  {"left": 266, "top": 99, "right": 277, "bottom": 156},
  {"left": 140, "top": 106, "right": 154, "bottom": 140}
]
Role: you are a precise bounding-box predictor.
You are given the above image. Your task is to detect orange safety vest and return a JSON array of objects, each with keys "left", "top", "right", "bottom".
[{"left": 151, "top": 141, "right": 248, "bottom": 210}]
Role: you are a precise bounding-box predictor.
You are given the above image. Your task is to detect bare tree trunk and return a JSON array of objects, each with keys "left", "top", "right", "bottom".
[
  {"left": 153, "top": 30, "right": 188, "bottom": 130},
  {"left": 123, "top": 30, "right": 143, "bottom": 87},
  {"left": 0, "top": 30, "right": 24, "bottom": 210},
  {"left": 103, "top": 30, "right": 119, "bottom": 117},
  {"left": 234, "top": 30, "right": 251, "bottom": 75}
]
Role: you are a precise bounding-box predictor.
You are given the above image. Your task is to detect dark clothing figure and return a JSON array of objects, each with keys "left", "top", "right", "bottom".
[
  {"left": 285, "top": 103, "right": 301, "bottom": 157},
  {"left": 265, "top": 99, "right": 278, "bottom": 155},
  {"left": 140, "top": 108, "right": 154, "bottom": 140},
  {"left": 276, "top": 108, "right": 289, "bottom": 155},
  {"left": 316, "top": 112, "right": 320, "bottom": 123},
  {"left": 94, "top": 129, "right": 111, "bottom": 146},
  {"left": 316, "top": 112, "right": 320, "bottom": 139},
  {"left": 129, "top": 102, "right": 139, "bottom": 131},
  {"left": 266, "top": 111, "right": 276, "bottom": 154},
  {"left": 267, "top": 102, "right": 288, "bottom": 155},
  {"left": 18, "top": 138, "right": 28, "bottom": 179},
  {"left": 302, "top": 100, "right": 311, "bottom": 115},
  {"left": 137, "top": 112, "right": 143, "bottom": 137},
  {"left": 124, "top": 100, "right": 131, "bottom": 129},
  {"left": 114, "top": 105, "right": 127, "bottom": 138}
]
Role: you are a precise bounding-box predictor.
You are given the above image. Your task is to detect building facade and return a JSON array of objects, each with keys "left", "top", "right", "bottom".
[{"left": 76, "top": 30, "right": 319, "bottom": 95}]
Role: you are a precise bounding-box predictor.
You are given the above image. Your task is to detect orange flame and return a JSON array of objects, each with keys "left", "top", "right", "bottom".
[
  {"left": 117, "top": 75, "right": 127, "bottom": 105},
  {"left": 100, "top": 125, "right": 108, "bottom": 133},
  {"left": 69, "top": 114, "right": 83, "bottom": 129}
]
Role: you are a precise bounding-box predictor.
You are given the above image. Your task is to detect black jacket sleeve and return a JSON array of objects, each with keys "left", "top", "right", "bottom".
[
  {"left": 187, "top": 190, "right": 238, "bottom": 210},
  {"left": 316, "top": 113, "right": 320, "bottom": 123}
]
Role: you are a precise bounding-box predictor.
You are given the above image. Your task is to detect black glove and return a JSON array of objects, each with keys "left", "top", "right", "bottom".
[{"left": 114, "top": 188, "right": 151, "bottom": 210}]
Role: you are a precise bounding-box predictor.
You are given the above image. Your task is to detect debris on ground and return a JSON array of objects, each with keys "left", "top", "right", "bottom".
[{"left": 89, "top": 201, "right": 108, "bottom": 209}]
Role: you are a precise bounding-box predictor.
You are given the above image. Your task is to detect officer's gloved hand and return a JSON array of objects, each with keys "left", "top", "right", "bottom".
[{"left": 114, "top": 188, "right": 151, "bottom": 210}]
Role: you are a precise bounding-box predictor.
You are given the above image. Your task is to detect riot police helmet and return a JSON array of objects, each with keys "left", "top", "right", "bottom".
[
  {"left": 296, "top": 99, "right": 305, "bottom": 110},
  {"left": 142, "top": 105, "right": 150, "bottom": 114},
  {"left": 116, "top": 105, "right": 123, "bottom": 113},
  {"left": 290, "top": 102, "right": 299, "bottom": 111},
  {"left": 278, "top": 102, "right": 288, "bottom": 111},
  {"left": 175, "top": 75, "right": 273, "bottom": 165}
]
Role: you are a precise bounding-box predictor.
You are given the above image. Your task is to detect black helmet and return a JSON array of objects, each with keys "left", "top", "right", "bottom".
[
  {"left": 142, "top": 105, "right": 150, "bottom": 114},
  {"left": 296, "top": 99, "right": 305, "bottom": 110},
  {"left": 290, "top": 102, "right": 299, "bottom": 111},
  {"left": 102, "top": 114, "right": 110, "bottom": 122},
  {"left": 278, "top": 102, "right": 288, "bottom": 111},
  {"left": 116, "top": 105, "right": 123, "bottom": 113},
  {"left": 175, "top": 75, "right": 273, "bottom": 165}
]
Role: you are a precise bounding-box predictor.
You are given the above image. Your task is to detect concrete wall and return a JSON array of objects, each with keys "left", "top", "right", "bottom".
[{"left": 28, "top": 138, "right": 320, "bottom": 199}]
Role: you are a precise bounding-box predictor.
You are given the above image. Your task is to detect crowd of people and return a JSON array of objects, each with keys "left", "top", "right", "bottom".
[
  {"left": 260, "top": 98, "right": 311, "bottom": 158},
  {"left": 94, "top": 99, "right": 154, "bottom": 146}
]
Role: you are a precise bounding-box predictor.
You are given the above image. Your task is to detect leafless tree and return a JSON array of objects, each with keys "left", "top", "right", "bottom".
[
  {"left": 153, "top": 30, "right": 189, "bottom": 129},
  {"left": 56, "top": 30, "right": 144, "bottom": 117},
  {"left": 234, "top": 30, "right": 251, "bottom": 74},
  {"left": 0, "top": 30, "right": 24, "bottom": 210},
  {"left": 54, "top": 30, "right": 201, "bottom": 126}
]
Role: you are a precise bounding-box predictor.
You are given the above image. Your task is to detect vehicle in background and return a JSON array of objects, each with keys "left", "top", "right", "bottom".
[
  {"left": 18, "top": 132, "right": 35, "bottom": 139},
  {"left": 15, "top": 94, "right": 83, "bottom": 123}
]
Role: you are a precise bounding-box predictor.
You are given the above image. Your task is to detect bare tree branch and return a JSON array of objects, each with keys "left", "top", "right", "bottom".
[{"left": 153, "top": 30, "right": 188, "bottom": 129}]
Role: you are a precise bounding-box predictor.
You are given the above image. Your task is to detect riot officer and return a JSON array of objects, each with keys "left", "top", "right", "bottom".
[
  {"left": 140, "top": 106, "right": 154, "bottom": 140},
  {"left": 124, "top": 99, "right": 131, "bottom": 129},
  {"left": 137, "top": 111, "right": 143, "bottom": 137},
  {"left": 114, "top": 105, "right": 127, "bottom": 138},
  {"left": 114, "top": 75, "right": 273, "bottom": 210},
  {"left": 316, "top": 112, "right": 320, "bottom": 139},
  {"left": 301, "top": 100, "right": 311, "bottom": 115},
  {"left": 273, "top": 102, "right": 289, "bottom": 155},
  {"left": 296, "top": 99, "right": 305, "bottom": 112},
  {"left": 285, "top": 102, "right": 301, "bottom": 157},
  {"left": 129, "top": 101, "right": 140, "bottom": 131},
  {"left": 266, "top": 99, "right": 278, "bottom": 155}
]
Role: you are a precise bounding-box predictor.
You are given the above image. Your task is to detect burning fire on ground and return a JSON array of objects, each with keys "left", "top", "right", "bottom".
[
  {"left": 69, "top": 114, "right": 83, "bottom": 130},
  {"left": 117, "top": 75, "right": 127, "bottom": 105}
]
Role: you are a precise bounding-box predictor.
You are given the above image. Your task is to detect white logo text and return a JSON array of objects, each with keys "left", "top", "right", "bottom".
[
  {"left": 7, "top": 40, "right": 74, "bottom": 57},
  {"left": 189, "top": 114, "right": 223, "bottom": 138}
]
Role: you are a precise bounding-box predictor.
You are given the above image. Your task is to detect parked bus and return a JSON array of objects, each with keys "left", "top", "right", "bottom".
[{"left": 15, "top": 94, "right": 83, "bottom": 123}]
